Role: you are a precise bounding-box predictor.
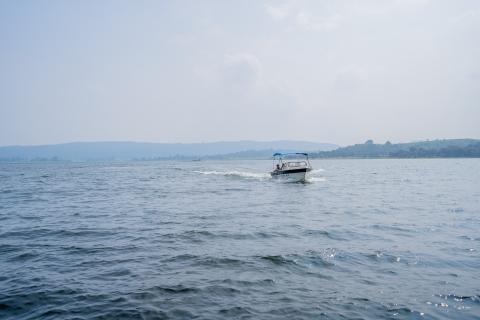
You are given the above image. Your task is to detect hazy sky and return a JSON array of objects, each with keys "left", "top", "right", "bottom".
[{"left": 1, "top": 0, "right": 479, "bottom": 146}]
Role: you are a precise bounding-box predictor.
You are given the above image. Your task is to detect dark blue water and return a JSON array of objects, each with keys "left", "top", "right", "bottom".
[{"left": 1, "top": 159, "right": 479, "bottom": 319}]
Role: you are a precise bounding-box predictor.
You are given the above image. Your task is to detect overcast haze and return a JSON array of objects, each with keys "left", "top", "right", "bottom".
[{"left": 1, "top": 0, "right": 479, "bottom": 146}]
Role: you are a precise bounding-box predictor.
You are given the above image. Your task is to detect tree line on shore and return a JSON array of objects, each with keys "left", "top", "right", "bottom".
[{"left": 310, "top": 139, "right": 480, "bottom": 158}]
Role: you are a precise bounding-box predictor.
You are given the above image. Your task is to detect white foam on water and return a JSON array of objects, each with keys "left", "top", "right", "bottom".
[
  {"left": 195, "top": 168, "right": 326, "bottom": 183},
  {"left": 310, "top": 168, "right": 325, "bottom": 175},
  {"left": 307, "top": 168, "right": 326, "bottom": 182},
  {"left": 194, "top": 170, "right": 271, "bottom": 180},
  {"left": 307, "top": 177, "right": 326, "bottom": 182}
]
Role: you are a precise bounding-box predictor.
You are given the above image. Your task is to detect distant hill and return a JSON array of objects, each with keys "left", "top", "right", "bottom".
[
  {"left": 0, "top": 141, "right": 338, "bottom": 161},
  {"left": 203, "top": 149, "right": 292, "bottom": 160},
  {"left": 311, "top": 139, "right": 480, "bottom": 158}
]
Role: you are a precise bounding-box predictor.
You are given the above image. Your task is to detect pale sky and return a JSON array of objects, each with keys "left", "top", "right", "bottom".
[{"left": 1, "top": 0, "right": 479, "bottom": 146}]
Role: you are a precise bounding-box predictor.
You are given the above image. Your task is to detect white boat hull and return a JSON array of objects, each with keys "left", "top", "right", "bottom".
[{"left": 271, "top": 170, "right": 309, "bottom": 182}]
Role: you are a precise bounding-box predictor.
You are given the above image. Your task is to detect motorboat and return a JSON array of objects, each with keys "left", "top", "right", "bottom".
[{"left": 270, "top": 152, "right": 312, "bottom": 182}]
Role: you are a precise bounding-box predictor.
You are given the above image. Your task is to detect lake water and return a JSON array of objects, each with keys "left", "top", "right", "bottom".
[{"left": 0, "top": 159, "right": 479, "bottom": 319}]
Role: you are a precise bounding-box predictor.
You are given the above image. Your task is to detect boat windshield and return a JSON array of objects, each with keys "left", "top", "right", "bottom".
[
  {"left": 286, "top": 161, "right": 307, "bottom": 167},
  {"left": 272, "top": 153, "right": 311, "bottom": 171}
]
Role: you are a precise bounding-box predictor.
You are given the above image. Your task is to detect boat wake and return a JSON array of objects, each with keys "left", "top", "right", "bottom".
[
  {"left": 306, "top": 169, "right": 326, "bottom": 183},
  {"left": 307, "top": 177, "right": 326, "bottom": 182},
  {"left": 194, "top": 170, "right": 271, "bottom": 181},
  {"left": 194, "top": 168, "right": 326, "bottom": 183}
]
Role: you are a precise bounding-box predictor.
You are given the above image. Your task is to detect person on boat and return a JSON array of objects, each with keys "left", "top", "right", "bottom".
[{"left": 276, "top": 164, "right": 280, "bottom": 171}]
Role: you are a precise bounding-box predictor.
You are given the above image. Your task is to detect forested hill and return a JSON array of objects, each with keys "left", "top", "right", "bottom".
[
  {"left": 0, "top": 141, "right": 337, "bottom": 161},
  {"left": 310, "top": 139, "right": 480, "bottom": 158}
]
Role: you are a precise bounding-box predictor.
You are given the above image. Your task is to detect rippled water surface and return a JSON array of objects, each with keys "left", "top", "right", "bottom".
[{"left": 1, "top": 159, "right": 479, "bottom": 319}]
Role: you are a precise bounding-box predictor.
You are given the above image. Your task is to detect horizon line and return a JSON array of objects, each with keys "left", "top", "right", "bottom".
[
  {"left": 0, "top": 139, "right": 340, "bottom": 148},
  {"left": 1, "top": 138, "right": 479, "bottom": 148}
]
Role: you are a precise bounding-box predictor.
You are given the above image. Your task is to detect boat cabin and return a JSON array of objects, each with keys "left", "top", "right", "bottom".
[{"left": 271, "top": 152, "right": 312, "bottom": 175}]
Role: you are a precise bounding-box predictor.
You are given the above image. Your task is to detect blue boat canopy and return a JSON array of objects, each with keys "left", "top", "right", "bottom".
[{"left": 273, "top": 152, "right": 308, "bottom": 157}]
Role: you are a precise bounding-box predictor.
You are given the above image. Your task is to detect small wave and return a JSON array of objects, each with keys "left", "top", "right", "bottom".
[
  {"left": 203, "top": 285, "right": 242, "bottom": 296},
  {"left": 0, "top": 244, "right": 19, "bottom": 254},
  {"left": 435, "top": 294, "right": 480, "bottom": 304},
  {"left": 304, "top": 229, "right": 330, "bottom": 236},
  {"left": 196, "top": 257, "right": 247, "bottom": 268},
  {"left": 162, "top": 254, "right": 250, "bottom": 268},
  {"left": 259, "top": 251, "right": 336, "bottom": 268},
  {"left": 151, "top": 285, "right": 200, "bottom": 295},
  {"left": 0, "top": 287, "right": 84, "bottom": 314},
  {"left": 261, "top": 255, "right": 294, "bottom": 265},
  {"left": 0, "top": 228, "right": 118, "bottom": 240},
  {"left": 307, "top": 168, "right": 325, "bottom": 182},
  {"left": 370, "top": 224, "right": 412, "bottom": 233},
  {"left": 93, "top": 268, "right": 132, "bottom": 279},
  {"left": 307, "top": 177, "right": 326, "bottom": 182},
  {"left": 194, "top": 170, "right": 270, "bottom": 180},
  {"left": 224, "top": 187, "right": 249, "bottom": 192},
  {"left": 163, "top": 230, "right": 294, "bottom": 242},
  {"left": 217, "top": 278, "right": 275, "bottom": 287},
  {"left": 364, "top": 251, "right": 404, "bottom": 264},
  {"left": 8, "top": 251, "right": 40, "bottom": 262},
  {"left": 219, "top": 306, "right": 253, "bottom": 316}
]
